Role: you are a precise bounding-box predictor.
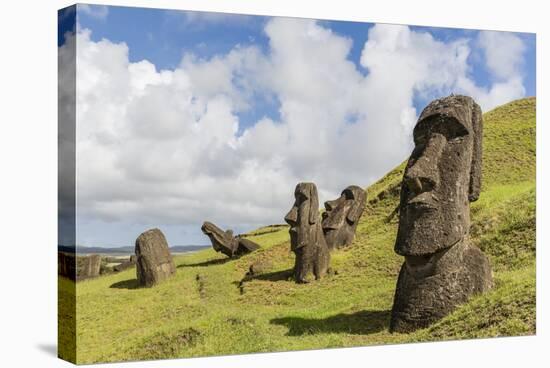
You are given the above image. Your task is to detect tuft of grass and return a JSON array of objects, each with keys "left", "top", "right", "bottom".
[
  {"left": 65, "top": 97, "right": 536, "bottom": 364},
  {"left": 58, "top": 277, "right": 76, "bottom": 362}
]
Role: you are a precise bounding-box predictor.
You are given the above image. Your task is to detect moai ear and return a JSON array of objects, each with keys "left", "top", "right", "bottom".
[
  {"left": 309, "top": 184, "right": 319, "bottom": 224},
  {"left": 346, "top": 188, "right": 367, "bottom": 223},
  {"left": 469, "top": 101, "right": 483, "bottom": 202}
]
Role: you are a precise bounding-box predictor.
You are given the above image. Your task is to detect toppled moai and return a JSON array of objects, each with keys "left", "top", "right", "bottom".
[
  {"left": 284, "top": 182, "right": 330, "bottom": 283},
  {"left": 322, "top": 185, "right": 367, "bottom": 250},
  {"left": 113, "top": 256, "right": 136, "bottom": 273},
  {"left": 201, "top": 221, "right": 260, "bottom": 258},
  {"left": 135, "top": 228, "right": 176, "bottom": 287},
  {"left": 390, "top": 95, "right": 493, "bottom": 333}
]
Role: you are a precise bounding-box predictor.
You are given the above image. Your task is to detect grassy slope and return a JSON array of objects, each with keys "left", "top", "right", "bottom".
[{"left": 64, "top": 97, "right": 536, "bottom": 364}]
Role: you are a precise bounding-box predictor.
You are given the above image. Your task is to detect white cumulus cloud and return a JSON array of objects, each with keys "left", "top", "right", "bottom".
[{"left": 62, "top": 19, "right": 529, "bottom": 245}]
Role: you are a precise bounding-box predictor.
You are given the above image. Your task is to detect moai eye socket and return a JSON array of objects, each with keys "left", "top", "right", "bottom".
[
  {"left": 414, "top": 115, "right": 470, "bottom": 145},
  {"left": 343, "top": 189, "right": 355, "bottom": 200}
]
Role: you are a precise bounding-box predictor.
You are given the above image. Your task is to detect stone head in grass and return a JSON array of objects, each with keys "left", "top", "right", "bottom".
[
  {"left": 390, "top": 95, "right": 493, "bottom": 333},
  {"left": 284, "top": 182, "right": 330, "bottom": 283},
  {"left": 135, "top": 228, "right": 176, "bottom": 287},
  {"left": 322, "top": 185, "right": 366, "bottom": 250},
  {"left": 201, "top": 221, "right": 260, "bottom": 258},
  {"left": 78, "top": 254, "right": 101, "bottom": 280}
]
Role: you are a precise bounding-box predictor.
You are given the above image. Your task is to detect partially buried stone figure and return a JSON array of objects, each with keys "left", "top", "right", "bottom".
[
  {"left": 322, "top": 185, "right": 367, "bottom": 250},
  {"left": 78, "top": 254, "right": 101, "bottom": 279},
  {"left": 135, "top": 228, "right": 176, "bottom": 287},
  {"left": 390, "top": 95, "right": 493, "bottom": 333},
  {"left": 201, "top": 221, "right": 260, "bottom": 258},
  {"left": 284, "top": 182, "right": 330, "bottom": 283}
]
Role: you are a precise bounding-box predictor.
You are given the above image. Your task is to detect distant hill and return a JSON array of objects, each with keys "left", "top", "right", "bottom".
[
  {"left": 60, "top": 97, "right": 536, "bottom": 364},
  {"left": 58, "top": 244, "right": 210, "bottom": 254}
]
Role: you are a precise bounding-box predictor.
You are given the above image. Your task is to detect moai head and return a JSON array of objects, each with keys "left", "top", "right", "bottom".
[
  {"left": 201, "top": 221, "right": 238, "bottom": 257},
  {"left": 284, "top": 182, "right": 321, "bottom": 251},
  {"left": 284, "top": 182, "right": 330, "bottom": 282},
  {"left": 135, "top": 228, "right": 175, "bottom": 287},
  {"left": 322, "top": 185, "right": 367, "bottom": 249},
  {"left": 395, "top": 95, "right": 483, "bottom": 259}
]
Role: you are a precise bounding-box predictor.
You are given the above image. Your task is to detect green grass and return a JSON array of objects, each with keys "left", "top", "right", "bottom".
[{"left": 61, "top": 97, "right": 536, "bottom": 364}]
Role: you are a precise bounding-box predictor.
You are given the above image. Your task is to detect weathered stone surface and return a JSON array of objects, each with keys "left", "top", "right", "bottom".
[
  {"left": 201, "top": 221, "right": 260, "bottom": 258},
  {"left": 390, "top": 95, "right": 492, "bottom": 333},
  {"left": 58, "top": 253, "right": 103, "bottom": 280},
  {"left": 78, "top": 254, "right": 101, "bottom": 279},
  {"left": 135, "top": 228, "right": 176, "bottom": 287},
  {"left": 322, "top": 185, "right": 367, "bottom": 250},
  {"left": 284, "top": 182, "right": 330, "bottom": 283},
  {"left": 58, "top": 252, "right": 76, "bottom": 280}
]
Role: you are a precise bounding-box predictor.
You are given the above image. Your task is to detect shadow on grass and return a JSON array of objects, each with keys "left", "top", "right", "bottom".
[
  {"left": 110, "top": 279, "right": 139, "bottom": 289},
  {"left": 178, "top": 258, "right": 231, "bottom": 268},
  {"left": 248, "top": 269, "right": 294, "bottom": 282},
  {"left": 270, "top": 309, "right": 390, "bottom": 336},
  {"left": 237, "top": 269, "right": 294, "bottom": 287}
]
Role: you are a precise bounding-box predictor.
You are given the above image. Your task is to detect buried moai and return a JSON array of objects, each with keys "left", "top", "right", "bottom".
[
  {"left": 322, "top": 185, "right": 367, "bottom": 250},
  {"left": 58, "top": 252, "right": 76, "bottom": 280},
  {"left": 78, "top": 254, "right": 102, "bottom": 280},
  {"left": 135, "top": 228, "right": 176, "bottom": 287},
  {"left": 284, "top": 182, "right": 330, "bottom": 283},
  {"left": 390, "top": 95, "right": 493, "bottom": 333},
  {"left": 201, "top": 221, "right": 260, "bottom": 258}
]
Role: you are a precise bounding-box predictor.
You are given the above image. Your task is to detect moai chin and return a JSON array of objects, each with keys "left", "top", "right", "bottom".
[
  {"left": 322, "top": 185, "right": 367, "bottom": 250},
  {"left": 201, "top": 221, "right": 260, "bottom": 258},
  {"left": 284, "top": 182, "right": 330, "bottom": 283},
  {"left": 390, "top": 95, "right": 493, "bottom": 333}
]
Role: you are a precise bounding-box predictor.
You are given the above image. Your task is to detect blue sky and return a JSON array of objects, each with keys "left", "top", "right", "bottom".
[
  {"left": 72, "top": 5, "right": 535, "bottom": 132},
  {"left": 58, "top": 4, "right": 536, "bottom": 247}
]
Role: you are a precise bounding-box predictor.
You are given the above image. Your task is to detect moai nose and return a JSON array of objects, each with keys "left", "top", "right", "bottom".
[
  {"left": 404, "top": 175, "right": 436, "bottom": 196},
  {"left": 284, "top": 206, "right": 298, "bottom": 226},
  {"left": 404, "top": 133, "right": 445, "bottom": 195},
  {"left": 325, "top": 199, "right": 337, "bottom": 211}
]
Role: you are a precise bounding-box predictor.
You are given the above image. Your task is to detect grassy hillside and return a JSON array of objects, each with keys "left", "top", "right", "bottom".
[{"left": 60, "top": 97, "right": 536, "bottom": 364}]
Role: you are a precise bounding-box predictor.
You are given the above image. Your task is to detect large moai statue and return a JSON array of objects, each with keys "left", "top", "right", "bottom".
[
  {"left": 201, "top": 221, "right": 260, "bottom": 258},
  {"left": 135, "top": 228, "right": 176, "bottom": 287},
  {"left": 390, "top": 95, "right": 493, "bottom": 333},
  {"left": 322, "top": 185, "right": 367, "bottom": 250},
  {"left": 284, "top": 182, "right": 330, "bottom": 283}
]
